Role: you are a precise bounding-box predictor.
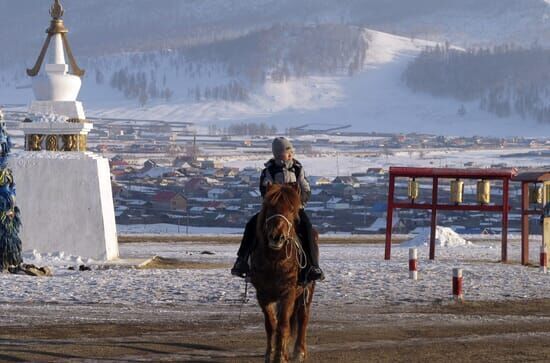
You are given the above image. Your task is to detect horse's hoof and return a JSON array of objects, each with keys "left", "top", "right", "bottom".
[
  {"left": 293, "top": 351, "right": 306, "bottom": 363},
  {"left": 273, "top": 354, "right": 288, "bottom": 363}
]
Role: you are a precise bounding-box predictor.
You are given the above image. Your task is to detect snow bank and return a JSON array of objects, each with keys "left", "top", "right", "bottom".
[
  {"left": 400, "top": 226, "right": 472, "bottom": 248},
  {"left": 22, "top": 249, "right": 94, "bottom": 267},
  {"left": 29, "top": 113, "right": 68, "bottom": 123}
]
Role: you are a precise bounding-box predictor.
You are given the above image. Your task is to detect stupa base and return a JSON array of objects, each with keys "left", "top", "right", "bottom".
[{"left": 9, "top": 151, "right": 119, "bottom": 260}]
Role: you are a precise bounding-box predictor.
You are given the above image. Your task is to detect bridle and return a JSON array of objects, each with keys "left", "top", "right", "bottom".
[
  {"left": 265, "top": 214, "right": 293, "bottom": 238},
  {"left": 264, "top": 213, "right": 295, "bottom": 252},
  {"left": 264, "top": 213, "right": 307, "bottom": 269}
]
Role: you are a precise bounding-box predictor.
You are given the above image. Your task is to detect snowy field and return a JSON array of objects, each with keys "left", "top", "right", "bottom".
[
  {"left": 1, "top": 236, "right": 548, "bottom": 320},
  {"left": 222, "top": 148, "right": 550, "bottom": 178}
]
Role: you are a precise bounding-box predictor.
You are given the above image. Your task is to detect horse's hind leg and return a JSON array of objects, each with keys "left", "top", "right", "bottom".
[
  {"left": 260, "top": 301, "right": 277, "bottom": 363},
  {"left": 294, "top": 285, "right": 315, "bottom": 362}
]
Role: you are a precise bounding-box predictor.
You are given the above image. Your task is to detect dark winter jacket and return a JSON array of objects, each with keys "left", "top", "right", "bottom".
[{"left": 259, "top": 158, "right": 311, "bottom": 205}]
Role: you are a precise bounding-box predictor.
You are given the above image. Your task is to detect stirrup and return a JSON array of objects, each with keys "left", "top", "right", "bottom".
[{"left": 308, "top": 266, "right": 325, "bottom": 281}]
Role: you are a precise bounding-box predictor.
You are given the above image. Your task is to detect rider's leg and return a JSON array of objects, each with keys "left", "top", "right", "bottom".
[
  {"left": 297, "top": 209, "right": 324, "bottom": 281},
  {"left": 231, "top": 213, "right": 258, "bottom": 277}
]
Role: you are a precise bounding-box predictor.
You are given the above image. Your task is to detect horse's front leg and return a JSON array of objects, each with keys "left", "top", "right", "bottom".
[
  {"left": 294, "top": 284, "right": 315, "bottom": 363},
  {"left": 274, "top": 292, "right": 296, "bottom": 363},
  {"left": 260, "top": 300, "right": 277, "bottom": 363}
]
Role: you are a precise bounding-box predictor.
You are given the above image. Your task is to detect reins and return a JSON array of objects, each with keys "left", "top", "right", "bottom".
[
  {"left": 288, "top": 238, "right": 307, "bottom": 269},
  {"left": 238, "top": 278, "right": 250, "bottom": 321}
]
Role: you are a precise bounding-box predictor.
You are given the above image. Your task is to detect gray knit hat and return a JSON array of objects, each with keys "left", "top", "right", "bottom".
[{"left": 272, "top": 137, "right": 294, "bottom": 159}]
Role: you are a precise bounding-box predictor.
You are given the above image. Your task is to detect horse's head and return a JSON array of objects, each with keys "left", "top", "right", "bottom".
[{"left": 261, "top": 183, "right": 301, "bottom": 251}]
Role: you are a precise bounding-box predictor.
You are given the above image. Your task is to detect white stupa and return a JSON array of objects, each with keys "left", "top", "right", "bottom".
[
  {"left": 27, "top": 0, "right": 85, "bottom": 120},
  {"left": 10, "top": 0, "right": 119, "bottom": 261},
  {"left": 21, "top": 0, "right": 91, "bottom": 151}
]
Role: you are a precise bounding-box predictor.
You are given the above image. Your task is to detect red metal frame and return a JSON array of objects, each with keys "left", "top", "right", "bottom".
[
  {"left": 512, "top": 172, "right": 550, "bottom": 265},
  {"left": 385, "top": 167, "right": 516, "bottom": 262}
]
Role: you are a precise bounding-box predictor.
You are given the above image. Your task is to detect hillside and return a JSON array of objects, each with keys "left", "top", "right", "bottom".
[
  {"left": 403, "top": 45, "right": 550, "bottom": 124},
  {"left": 0, "top": 0, "right": 549, "bottom": 68},
  {"left": 2, "top": 25, "right": 550, "bottom": 137},
  {"left": 1, "top": 1, "right": 550, "bottom": 137}
]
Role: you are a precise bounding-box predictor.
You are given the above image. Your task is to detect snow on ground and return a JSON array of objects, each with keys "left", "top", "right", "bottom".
[
  {"left": 1, "top": 238, "right": 549, "bottom": 313},
  {"left": 22, "top": 250, "right": 95, "bottom": 267},
  {"left": 401, "top": 226, "right": 472, "bottom": 247}
]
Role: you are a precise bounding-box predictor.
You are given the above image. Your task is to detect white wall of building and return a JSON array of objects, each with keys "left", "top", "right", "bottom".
[{"left": 10, "top": 152, "right": 119, "bottom": 260}]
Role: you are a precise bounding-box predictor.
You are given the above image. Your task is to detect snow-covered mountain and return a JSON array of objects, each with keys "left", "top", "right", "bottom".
[
  {"left": 1, "top": 2, "right": 549, "bottom": 137},
  {"left": 2, "top": 25, "right": 549, "bottom": 138},
  {"left": 1, "top": 0, "right": 549, "bottom": 68}
]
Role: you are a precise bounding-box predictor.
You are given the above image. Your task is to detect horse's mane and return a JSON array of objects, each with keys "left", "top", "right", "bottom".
[
  {"left": 258, "top": 184, "right": 301, "bottom": 234},
  {"left": 263, "top": 184, "right": 301, "bottom": 212}
]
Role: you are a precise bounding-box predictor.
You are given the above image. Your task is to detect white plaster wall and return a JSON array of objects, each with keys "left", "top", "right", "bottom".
[{"left": 9, "top": 152, "right": 119, "bottom": 260}]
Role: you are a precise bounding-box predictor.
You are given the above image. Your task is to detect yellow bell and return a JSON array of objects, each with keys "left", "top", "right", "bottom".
[
  {"left": 529, "top": 185, "right": 543, "bottom": 205},
  {"left": 476, "top": 180, "right": 491, "bottom": 205},
  {"left": 450, "top": 179, "right": 464, "bottom": 204},
  {"left": 408, "top": 178, "right": 419, "bottom": 201}
]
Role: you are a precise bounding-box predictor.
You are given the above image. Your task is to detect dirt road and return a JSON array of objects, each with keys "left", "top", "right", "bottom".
[{"left": 1, "top": 299, "right": 550, "bottom": 362}]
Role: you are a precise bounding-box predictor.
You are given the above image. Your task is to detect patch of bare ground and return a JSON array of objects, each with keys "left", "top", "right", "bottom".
[
  {"left": 136, "top": 256, "right": 229, "bottom": 269},
  {"left": 1, "top": 299, "right": 550, "bottom": 362}
]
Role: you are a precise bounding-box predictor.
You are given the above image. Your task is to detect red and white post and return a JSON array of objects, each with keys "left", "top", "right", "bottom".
[
  {"left": 452, "top": 268, "right": 463, "bottom": 302},
  {"left": 409, "top": 248, "right": 418, "bottom": 280},
  {"left": 540, "top": 246, "right": 547, "bottom": 273}
]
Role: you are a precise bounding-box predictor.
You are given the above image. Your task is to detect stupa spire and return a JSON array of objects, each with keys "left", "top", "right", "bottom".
[
  {"left": 26, "top": 0, "right": 84, "bottom": 78},
  {"left": 50, "top": 0, "right": 64, "bottom": 20}
]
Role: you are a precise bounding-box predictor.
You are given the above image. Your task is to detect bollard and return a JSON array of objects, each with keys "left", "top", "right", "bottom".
[
  {"left": 409, "top": 248, "right": 418, "bottom": 280},
  {"left": 452, "top": 268, "right": 463, "bottom": 302},
  {"left": 540, "top": 246, "right": 548, "bottom": 273}
]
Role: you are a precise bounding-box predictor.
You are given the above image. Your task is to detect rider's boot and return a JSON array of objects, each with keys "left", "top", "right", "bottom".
[
  {"left": 231, "top": 256, "right": 249, "bottom": 278},
  {"left": 308, "top": 265, "right": 325, "bottom": 281}
]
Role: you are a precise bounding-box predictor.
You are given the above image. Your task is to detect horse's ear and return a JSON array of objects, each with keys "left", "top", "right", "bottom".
[
  {"left": 291, "top": 182, "right": 299, "bottom": 192},
  {"left": 266, "top": 182, "right": 273, "bottom": 192}
]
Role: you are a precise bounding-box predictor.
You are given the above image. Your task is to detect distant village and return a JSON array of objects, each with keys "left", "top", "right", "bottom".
[
  {"left": 3, "top": 110, "right": 548, "bottom": 235},
  {"left": 99, "top": 122, "right": 549, "bottom": 235}
]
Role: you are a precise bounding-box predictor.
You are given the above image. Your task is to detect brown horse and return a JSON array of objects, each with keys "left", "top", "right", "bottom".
[{"left": 250, "top": 183, "right": 316, "bottom": 363}]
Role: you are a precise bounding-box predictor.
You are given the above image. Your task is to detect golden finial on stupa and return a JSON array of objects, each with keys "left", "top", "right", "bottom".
[
  {"left": 50, "top": 0, "right": 64, "bottom": 20},
  {"left": 26, "top": 0, "right": 85, "bottom": 78}
]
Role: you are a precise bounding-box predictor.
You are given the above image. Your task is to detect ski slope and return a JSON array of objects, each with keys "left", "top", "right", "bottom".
[
  {"left": 81, "top": 30, "right": 550, "bottom": 137},
  {"left": 2, "top": 29, "right": 549, "bottom": 137}
]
